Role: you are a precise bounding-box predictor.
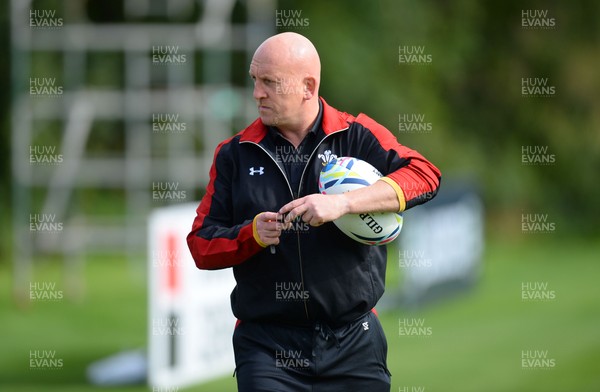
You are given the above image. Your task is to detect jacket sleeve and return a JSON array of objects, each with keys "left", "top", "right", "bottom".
[
  {"left": 186, "top": 139, "right": 266, "bottom": 270},
  {"left": 356, "top": 114, "right": 441, "bottom": 211}
]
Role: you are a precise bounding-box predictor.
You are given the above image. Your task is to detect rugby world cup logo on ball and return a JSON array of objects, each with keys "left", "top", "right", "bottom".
[{"left": 318, "top": 157, "right": 403, "bottom": 246}]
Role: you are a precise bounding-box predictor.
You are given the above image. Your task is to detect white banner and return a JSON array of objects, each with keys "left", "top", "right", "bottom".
[
  {"left": 400, "top": 188, "right": 484, "bottom": 303},
  {"left": 148, "top": 203, "right": 237, "bottom": 390}
]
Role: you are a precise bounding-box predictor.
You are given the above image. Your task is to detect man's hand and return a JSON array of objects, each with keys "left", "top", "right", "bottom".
[
  {"left": 278, "top": 181, "right": 401, "bottom": 228},
  {"left": 278, "top": 194, "right": 349, "bottom": 227},
  {"left": 255, "top": 212, "right": 284, "bottom": 246}
]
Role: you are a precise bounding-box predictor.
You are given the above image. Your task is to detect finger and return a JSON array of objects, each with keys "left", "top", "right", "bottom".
[
  {"left": 300, "top": 207, "right": 325, "bottom": 226},
  {"left": 300, "top": 210, "right": 312, "bottom": 224},
  {"left": 258, "top": 221, "right": 282, "bottom": 232},
  {"left": 310, "top": 218, "right": 325, "bottom": 227},
  {"left": 278, "top": 197, "right": 305, "bottom": 216},
  {"left": 261, "top": 236, "right": 279, "bottom": 246},
  {"left": 281, "top": 221, "right": 292, "bottom": 230},
  {"left": 262, "top": 232, "right": 281, "bottom": 241},
  {"left": 277, "top": 201, "right": 295, "bottom": 216},
  {"left": 288, "top": 204, "right": 311, "bottom": 223},
  {"left": 258, "top": 227, "right": 281, "bottom": 243},
  {"left": 259, "top": 211, "right": 280, "bottom": 223}
]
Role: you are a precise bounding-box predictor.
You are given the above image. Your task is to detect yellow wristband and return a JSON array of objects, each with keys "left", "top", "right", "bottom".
[
  {"left": 252, "top": 214, "right": 268, "bottom": 248},
  {"left": 379, "top": 177, "right": 406, "bottom": 212}
]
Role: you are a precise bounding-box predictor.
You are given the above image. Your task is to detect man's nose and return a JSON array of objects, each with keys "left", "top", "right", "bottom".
[{"left": 253, "top": 82, "right": 267, "bottom": 100}]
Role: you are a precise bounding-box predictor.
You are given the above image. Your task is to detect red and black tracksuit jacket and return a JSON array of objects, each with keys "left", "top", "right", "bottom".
[{"left": 187, "top": 97, "right": 441, "bottom": 327}]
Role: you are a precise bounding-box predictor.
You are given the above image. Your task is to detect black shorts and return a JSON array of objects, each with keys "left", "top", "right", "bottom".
[{"left": 233, "top": 311, "right": 391, "bottom": 392}]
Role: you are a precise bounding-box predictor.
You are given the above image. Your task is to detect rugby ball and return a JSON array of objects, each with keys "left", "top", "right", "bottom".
[{"left": 318, "top": 157, "right": 403, "bottom": 246}]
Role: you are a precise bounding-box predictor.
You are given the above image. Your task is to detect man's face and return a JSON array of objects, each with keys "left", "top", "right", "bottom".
[{"left": 249, "top": 56, "right": 305, "bottom": 128}]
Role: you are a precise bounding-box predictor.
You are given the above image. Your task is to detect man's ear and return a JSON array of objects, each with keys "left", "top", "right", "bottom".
[{"left": 303, "top": 76, "right": 317, "bottom": 99}]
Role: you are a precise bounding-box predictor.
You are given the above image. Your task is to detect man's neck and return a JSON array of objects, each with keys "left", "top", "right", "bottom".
[{"left": 275, "top": 100, "right": 321, "bottom": 148}]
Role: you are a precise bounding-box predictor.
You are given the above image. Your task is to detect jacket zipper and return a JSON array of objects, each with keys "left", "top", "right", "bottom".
[
  {"left": 241, "top": 127, "right": 349, "bottom": 322},
  {"left": 296, "top": 127, "right": 349, "bottom": 321}
]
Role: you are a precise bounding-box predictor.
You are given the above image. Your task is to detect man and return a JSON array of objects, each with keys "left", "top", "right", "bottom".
[{"left": 187, "top": 32, "right": 440, "bottom": 391}]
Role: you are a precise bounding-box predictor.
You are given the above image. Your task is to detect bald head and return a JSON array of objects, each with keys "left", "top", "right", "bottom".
[
  {"left": 249, "top": 33, "right": 322, "bottom": 138},
  {"left": 254, "top": 32, "right": 321, "bottom": 83}
]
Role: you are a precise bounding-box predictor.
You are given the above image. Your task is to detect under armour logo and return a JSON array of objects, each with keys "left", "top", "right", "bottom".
[
  {"left": 362, "top": 321, "right": 369, "bottom": 331},
  {"left": 249, "top": 167, "right": 264, "bottom": 176}
]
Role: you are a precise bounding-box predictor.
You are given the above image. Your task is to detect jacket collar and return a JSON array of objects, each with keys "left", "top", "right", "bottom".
[{"left": 239, "top": 97, "right": 350, "bottom": 143}]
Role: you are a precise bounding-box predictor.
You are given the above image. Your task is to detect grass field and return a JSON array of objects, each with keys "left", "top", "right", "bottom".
[{"left": 1, "top": 235, "right": 599, "bottom": 392}]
